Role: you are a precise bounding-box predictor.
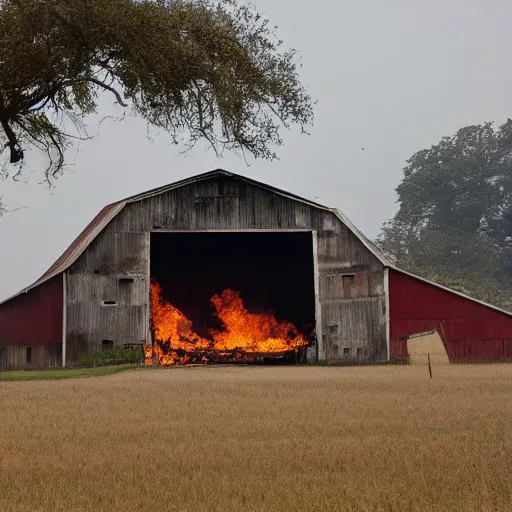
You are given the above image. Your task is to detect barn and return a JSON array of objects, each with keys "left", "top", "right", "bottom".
[{"left": 1, "top": 169, "right": 512, "bottom": 370}]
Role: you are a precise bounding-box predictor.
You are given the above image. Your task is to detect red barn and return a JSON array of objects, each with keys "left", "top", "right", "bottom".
[
  {"left": 1, "top": 169, "right": 512, "bottom": 369},
  {"left": 389, "top": 268, "right": 512, "bottom": 362}
]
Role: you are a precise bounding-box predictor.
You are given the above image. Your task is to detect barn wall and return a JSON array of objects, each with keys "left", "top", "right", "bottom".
[
  {"left": 66, "top": 227, "right": 150, "bottom": 359},
  {"left": 389, "top": 269, "right": 512, "bottom": 361},
  {"left": 0, "top": 275, "right": 63, "bottom": 345},
  {"left": 68, "top": 175, "right": 387, "bottom": 362},
  {"left": 0, "top": 275, "right": 63, "bottom": 370},
  {"left": 0, "top": 344, "right": 62, "bottom": 371}
]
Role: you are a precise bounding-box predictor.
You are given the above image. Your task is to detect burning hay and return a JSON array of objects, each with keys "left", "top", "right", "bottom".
[{"left": 147, "top": 281, "right": 311, "bottom": 365}]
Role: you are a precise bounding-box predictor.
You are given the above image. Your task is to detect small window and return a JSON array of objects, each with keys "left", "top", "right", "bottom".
[
  {"left": 102, "top": 300, "right": 117, "bottom": 306},
  {"left": 328, "top": 324, "right": 339, "bottom": 334},
  {"left": 119, "top": 278, "right": 133, "bottom": 305},
  {"left": 102, "top": 340, "right": 114, "bottom": 350},
  {"left": 343, "top": 347, "right": 350, "bottom": 356},
  {"left": 342, "top": 274, "right": 355, "bottom": 297},
  {"left": 357, "top": 348, "right": 362, "bottom": 359},
  {"left": 26, "top": 347, "right": 32, "bottom": 363}
]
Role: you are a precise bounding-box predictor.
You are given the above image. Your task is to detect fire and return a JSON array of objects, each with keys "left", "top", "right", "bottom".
[
  {"left": 149, "top": 281, "right": 310, "bottom": 365},
  {"left": 150, "top": 282, "right": 210, "bottom": 365},
  {"left": 143, "top": 345, "right": 153, "bottom": 366}
]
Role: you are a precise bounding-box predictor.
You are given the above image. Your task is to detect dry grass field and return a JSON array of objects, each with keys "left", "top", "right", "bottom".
[{"left": 1, "top": 364, "right": 512, "bottom": 512}]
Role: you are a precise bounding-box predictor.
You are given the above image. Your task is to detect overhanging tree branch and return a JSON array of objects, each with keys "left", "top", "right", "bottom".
[
  {"left": 0, "top": 0, "right": 313, "bottom": 185},
  {"left": 85, "top": 76, "right": 128, "bottom": 107},
  {"left": 0, "top": 117, "right": 23, "bottom": 163}
]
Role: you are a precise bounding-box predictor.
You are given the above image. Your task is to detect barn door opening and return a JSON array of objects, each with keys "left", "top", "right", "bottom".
[{"left": 148, "top": 231, "right": 316, "bottom": 365}]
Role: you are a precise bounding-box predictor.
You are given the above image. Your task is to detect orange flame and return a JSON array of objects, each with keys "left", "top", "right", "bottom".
[
  {"left": 143, "top": 345, "right": 154, "bottom": 366},
  {"left": 150, "top": 281, "right": 309, "bottom": 365},
  {"left": 150, "top": 282, "right": 210, "bottom": 365}
]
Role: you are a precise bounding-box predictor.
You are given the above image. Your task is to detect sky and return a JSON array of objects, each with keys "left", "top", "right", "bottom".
[{"left": 1, "top": 0, "right": 512, "bottom": 301}]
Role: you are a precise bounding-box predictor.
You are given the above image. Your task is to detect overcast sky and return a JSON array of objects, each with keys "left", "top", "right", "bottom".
[{"left": 1, "top": 0, "right": 511, "bottom": 300}]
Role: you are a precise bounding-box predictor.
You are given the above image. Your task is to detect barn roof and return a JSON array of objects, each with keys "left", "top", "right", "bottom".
[
  {"left": 6, "top": 169, "right": 511, "bottom": 319},
  {"left": 1, "top": 169, "right": 392, "bottom": 304},
  {"left": 388, "top": 267, "right": 512, "bottom": 318}
]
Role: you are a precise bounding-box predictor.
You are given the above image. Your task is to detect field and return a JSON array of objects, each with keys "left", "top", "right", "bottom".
[{"left": 1, "top": 365, "right": 512, "bottom": 511}]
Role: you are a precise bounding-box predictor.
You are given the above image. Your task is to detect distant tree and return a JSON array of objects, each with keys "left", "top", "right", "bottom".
[
  {"left": 378, "top": 120, "right": 512, "bottom": 308},
  {"left": 0, "top": 0, "right": 313, "bottom": 182}
]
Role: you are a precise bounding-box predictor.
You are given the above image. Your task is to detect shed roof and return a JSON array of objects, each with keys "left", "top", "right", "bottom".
[
  {"left": 2, "top": 169, "right": 391, "bottom": 304},
  {"left": 388, "top": 267, "right": 512, "bottom": 319}
]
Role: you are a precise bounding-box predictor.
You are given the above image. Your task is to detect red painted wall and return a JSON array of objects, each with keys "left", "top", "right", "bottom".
[
  {"left": 0, "top": 276, "right": 63, "bottom": 345},
  {"left": 389, "top": 269, "right": 512, "bottom": 361}
]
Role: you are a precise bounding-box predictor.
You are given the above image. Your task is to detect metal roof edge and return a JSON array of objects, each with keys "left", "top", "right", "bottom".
[
  {"left": 39, "top": 201, "right": 126, "bottom": 281},
  {"left": 122, "top": 170, "right": 230, "bottom": 204},
  {"left": 0, "top": 272, "right": 62, "bottom": 305},
  {"left": 388, "top": 265, "right": 512, "bottom": 318},
  {"left": 0, "top": 168, "right": 389, "bottom": 305},
  {"left": 121, "top": 169, "right": 330, "bottom": 211},
  {"left": 0, "top": 202, "right": 126, "bottom": 305},
  {"left": 330, "top": 208, "right": 392, "bottom": 267}
]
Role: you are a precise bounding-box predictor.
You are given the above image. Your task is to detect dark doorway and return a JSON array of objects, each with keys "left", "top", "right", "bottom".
[
  {"left": 102, "top": 340, "right": 114, "bottom": 351},
  {"left": 150, "top": 231, "right": 316, "bottom": 356}
]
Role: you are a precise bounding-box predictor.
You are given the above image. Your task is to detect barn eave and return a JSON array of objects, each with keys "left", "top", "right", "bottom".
[{"left": 1, "top": 169, "right": 391, "bottom": 304}]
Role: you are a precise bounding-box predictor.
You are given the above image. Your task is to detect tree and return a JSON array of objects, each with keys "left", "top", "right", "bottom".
[
  {"left": 0, "top": 0, "right": 313, "bottom": 183},
  {"left": 378, "top": 120, "right": 512, "bottom": 308}
]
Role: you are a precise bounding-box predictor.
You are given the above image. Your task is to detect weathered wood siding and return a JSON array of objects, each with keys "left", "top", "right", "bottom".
[
  {"left": 66, "top": 227, "right": 149, "bottom": 358},
  {"left": 0, "top": 343, "right": 62, "bottom": 371},
  {"left": 67, "top": 175, "right": 387, "bottom": 362},
  {"left": 0, "top": 275, "right": 63, "bottom": 345}
]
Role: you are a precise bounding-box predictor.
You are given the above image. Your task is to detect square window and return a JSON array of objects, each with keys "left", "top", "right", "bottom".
[
  {"left": 118, "top": 278, "right": 133, "bottom": 305},
  {"left": 342, "top": 274, "right": 355, "bottom": 297},
  {"left": 343, "top": 347, "right": 350, "bottom": 355},
  {"left": 102, "top": 340, "right": 114, "bottom": 350}
]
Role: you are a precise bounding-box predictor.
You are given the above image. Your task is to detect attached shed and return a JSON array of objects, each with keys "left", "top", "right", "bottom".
[
  {"left": 389, "top": 269, "right": 512, "bottom": 362},
  {"left": 1, "top": 169, "right": 511, "bottom": 369},
  {"left": 0, "top": 276, "right": 63, "bottom": 369}
]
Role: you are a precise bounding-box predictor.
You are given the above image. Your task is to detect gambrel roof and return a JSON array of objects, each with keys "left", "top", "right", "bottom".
[
  {"left": 0, "top": 169, "right": 396, "bottom": 304},
  {"left": 3, "top": 169, "right": 512, "bottom": 318}
]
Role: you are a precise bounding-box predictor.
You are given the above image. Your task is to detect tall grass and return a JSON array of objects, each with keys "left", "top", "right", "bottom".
[{"left": 1, "top": 364, "right": 512, "bottom": 511}]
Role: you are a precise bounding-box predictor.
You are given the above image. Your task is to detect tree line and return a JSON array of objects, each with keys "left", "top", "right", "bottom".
[{"left": 378, "top": 120, "right": 512, "bottom": 308}]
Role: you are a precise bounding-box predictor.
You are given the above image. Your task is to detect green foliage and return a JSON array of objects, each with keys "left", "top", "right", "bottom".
[
  {"left": 79, "top": 347, "right": 143, "bottom": 367},
  {"left": 379, "top": 120, "right": 512, "bottom": 309},
  {"left": 306, "top": 359, "right": 329, "bottom": 366},
  {"left": 0, "top": 0, "right": 313, "bottom": 181},
  {"left": 392, "top": 121, "right": 512, "bottom": 240}
]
